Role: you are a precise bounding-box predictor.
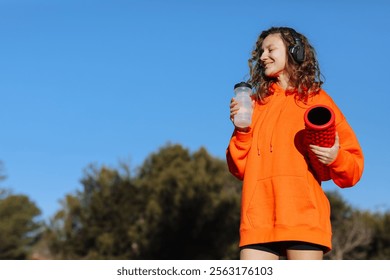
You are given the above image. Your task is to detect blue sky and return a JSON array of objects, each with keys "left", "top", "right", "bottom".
[{"left": 0, "top": 0, "right": 389, "bottom": 220}]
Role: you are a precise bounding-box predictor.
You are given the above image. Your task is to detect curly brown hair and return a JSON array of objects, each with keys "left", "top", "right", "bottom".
[{"left": 248, "top": 27, "right": 323, "bottom": 102}]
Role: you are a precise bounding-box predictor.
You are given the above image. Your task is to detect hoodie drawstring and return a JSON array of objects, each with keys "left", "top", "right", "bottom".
[{"left": 257, "top": 92, "right": 290, "bottom": 155}]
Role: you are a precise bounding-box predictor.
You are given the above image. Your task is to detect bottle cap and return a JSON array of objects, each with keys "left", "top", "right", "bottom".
[{"left": 234, "top": 82, "right": 252, "bottom": 89}]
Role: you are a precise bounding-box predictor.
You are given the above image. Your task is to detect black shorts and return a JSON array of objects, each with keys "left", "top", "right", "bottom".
[{"left": 240, "top": 241, "right": 326, "bottom": 256}]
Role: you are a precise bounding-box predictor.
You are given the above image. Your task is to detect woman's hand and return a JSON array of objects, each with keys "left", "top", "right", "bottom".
[
  {"left": 230, "top": 98, "right": 240, "bottom": 123},
  {"left": 309, "top": 132, "right": 340, "bottom": 165}
]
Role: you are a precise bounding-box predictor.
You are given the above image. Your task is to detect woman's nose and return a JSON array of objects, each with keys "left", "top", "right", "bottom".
[{"left": 260, "top": 51, "right": 266, "bottom": 61}]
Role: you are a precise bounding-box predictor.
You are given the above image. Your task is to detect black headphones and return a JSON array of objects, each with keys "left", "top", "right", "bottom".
[{"left": 287, "top": 28, "right": 305, "bottom": 64}]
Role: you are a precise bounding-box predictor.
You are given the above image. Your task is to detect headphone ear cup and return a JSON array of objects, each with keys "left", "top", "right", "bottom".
[
  {"left": 290, "top": 44, "right": 305, "bottom": 63},
  {"left": 287, "top": 28, "right": 305, "bottom": 63}
]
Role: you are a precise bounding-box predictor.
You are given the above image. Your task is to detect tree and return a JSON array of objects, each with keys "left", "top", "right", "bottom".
[
  {"left": 0, "top": 190, "right": 42, "bottom": 259},
  {"left": 0, "top": 162, "right": 43, "bottom": 259},
  {"left": 47, "top": 144, "right": 242, "bottom": 259},
  {"left": 135, "top": 144, "right": 241, "bottom": 259},
  {"left": 366, "top": 211, "right": 390, "bottom": 259},
  {"left": 325, "top": 191, "right": 373, "bottom": 260},
  {"left": 47, "top": 165, "right": 143, "bottom": 259}
]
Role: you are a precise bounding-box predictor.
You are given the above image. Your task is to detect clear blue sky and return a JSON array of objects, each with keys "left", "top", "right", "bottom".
[{"left": 0, "top": 0, "right": 389, "bottom": 219}]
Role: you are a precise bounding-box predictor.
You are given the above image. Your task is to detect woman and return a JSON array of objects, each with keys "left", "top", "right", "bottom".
[{"left": 227, "top": 27, "right": 364, "bottom": 260}]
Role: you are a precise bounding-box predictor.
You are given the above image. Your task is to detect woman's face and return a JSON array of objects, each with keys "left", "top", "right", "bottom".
[{"left": 260, "top": 33, "right": 288, "bottom": 78}]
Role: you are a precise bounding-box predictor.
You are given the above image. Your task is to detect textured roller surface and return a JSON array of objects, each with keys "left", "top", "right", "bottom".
[{"left": 304, "top": 105, "right": 336, "bottom": 181}]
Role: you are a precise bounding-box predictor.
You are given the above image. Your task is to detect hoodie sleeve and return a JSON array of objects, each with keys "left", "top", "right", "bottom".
[
  {"left": 328, "top": 116, "right": 364, "bottom": 188},
  {"left": 226, "top": 129, "right": 253, "bottom": 180}
]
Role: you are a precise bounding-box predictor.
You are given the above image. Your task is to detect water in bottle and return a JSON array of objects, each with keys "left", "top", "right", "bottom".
[{"left": 233, "top": 82, "right": 253, "bottom": 128}]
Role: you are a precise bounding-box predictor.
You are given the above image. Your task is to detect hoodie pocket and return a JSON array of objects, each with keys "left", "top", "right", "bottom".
[
  {"left": 246, "top": 180, "right": 275, "bottom": 229},
  {"left": 273, "top": 176, "right": 319, "bottom": 227},
  {"left": 246, "top": 176, "right": 320, "bottom": 229}
]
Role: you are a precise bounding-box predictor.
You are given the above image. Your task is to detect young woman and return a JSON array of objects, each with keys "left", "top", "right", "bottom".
[{"left": 227, "top": 27, "right": 364, "bottom": 260}]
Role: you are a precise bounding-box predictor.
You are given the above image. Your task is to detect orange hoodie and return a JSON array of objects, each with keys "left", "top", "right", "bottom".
[{"left": 226, "top": 83, "right": 364, "bottom": 251}]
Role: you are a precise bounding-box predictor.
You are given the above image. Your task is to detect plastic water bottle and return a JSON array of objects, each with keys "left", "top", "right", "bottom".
[{"left": 233, "top": 82, "right": 253, "bottom": 128}]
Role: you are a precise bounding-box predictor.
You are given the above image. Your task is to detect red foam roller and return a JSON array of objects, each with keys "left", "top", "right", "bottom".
[{"left": 304, "top": 105, "right": 336, "bottom": 181}]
